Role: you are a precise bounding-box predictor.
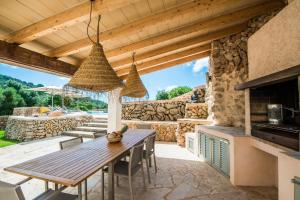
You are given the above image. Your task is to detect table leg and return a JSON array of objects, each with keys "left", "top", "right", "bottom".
[
  {"left": 108, "top": 162, "right": 115, "bottom": 200},
  {"left": 78, "top": 182, "right": 82, "bottom": 200},
  {"left": 84, "top": 179, "right": 88, "bottom": 200}
]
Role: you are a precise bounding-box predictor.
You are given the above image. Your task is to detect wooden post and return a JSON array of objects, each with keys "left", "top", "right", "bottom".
[{"left": 107, "top": 88, "right": 122, "bottom": 133}]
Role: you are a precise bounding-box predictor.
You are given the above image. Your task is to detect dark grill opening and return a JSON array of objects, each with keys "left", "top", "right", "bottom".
[{"left": 250, "top": 78, "right": 300, "bottom": 151}]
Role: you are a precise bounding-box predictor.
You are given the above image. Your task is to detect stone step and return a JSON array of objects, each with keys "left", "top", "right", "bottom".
[
  {"left": 92, "top": 119, "right": 107, "bottom": 123},
  {"left": 62, "top": 131, "right": 97, "bottom": 138},
  {"left": 75, "top": 126, "right": 107, "bottom": 133},
  {"left": 84, "top": 122, "right": 107, "bottom": 128}
]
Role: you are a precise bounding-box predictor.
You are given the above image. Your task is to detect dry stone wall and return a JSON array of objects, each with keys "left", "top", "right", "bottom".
[
  {"left": 122, "top": 100, "right": 186, "bottom": 121},
  {"left": 6, "top": 114, "right": 92, "bottom": 141},
  {"left": 13, "top": 107, "right": 40, "bottom": 116},
  {"left": 184, "top": 103, "right": 208, "bottom": 119},
  {"left": 0, "top": 116, "right": 9, "bottom": 130},
  {"left": 207, "top": 12, "right": 279, "bottom": 127},
  {"left": 123, "top": 120, "right": 177, "bottom": 142}
]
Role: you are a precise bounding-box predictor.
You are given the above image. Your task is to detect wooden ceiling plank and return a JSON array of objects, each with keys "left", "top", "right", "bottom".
[
  {"left": 0, "top": 40, "right": 77, "bottom": 77},
  {"left": 8, "top": 0, "right": 138, "bottom": 44},
  {"left": 48, "top": 0, "right": 282, "bottom": 58},
  {"left": 120, "top": 51, "right": 211, "bottom": 79},
  {"left": 111, "top": 23, "right": 247, "bottom": 68},
  {"left": 48, "top": 0, "right": 238, "bottom": 57},
  {"left": 116, "top": 44, "right": 211, "bottom": 76}
]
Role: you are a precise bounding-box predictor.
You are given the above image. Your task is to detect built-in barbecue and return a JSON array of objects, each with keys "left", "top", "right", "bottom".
[{"left": 236, "top": 65, "right": 300, "bottom": 151}]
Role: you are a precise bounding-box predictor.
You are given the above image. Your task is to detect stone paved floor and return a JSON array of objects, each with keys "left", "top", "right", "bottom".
[{"left": 0, "top": 137, "right": 277, "bottom": 200}]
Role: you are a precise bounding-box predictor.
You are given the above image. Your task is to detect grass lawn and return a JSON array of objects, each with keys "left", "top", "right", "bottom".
[{"left": 0, "top": 130, "right": 19, "bottom": 148}]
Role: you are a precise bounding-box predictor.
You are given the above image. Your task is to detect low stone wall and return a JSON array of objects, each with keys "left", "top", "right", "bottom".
[
  {"left": 13, "top": 107, "right": 40, "bottom": 116},
  {"left": 176, "top": 119, "right": 212, "bottom": 147},
  {"left": 123, "top": 120, "right": 177, "bottom": 142},
  {"left": 184, "top": 103, "right": 208, "bottom": 119},
  {"left": 122, "top": 100, "right": 186, "bottom": 121},
  {"left": 0, "top": 116, "right": 9, "bottom": 130},
  {"left": 172, "top": 86, "right": 206, "bottom": 103},
  {"left": 5, "top": 113, "right": 92, "bottom": 141}
]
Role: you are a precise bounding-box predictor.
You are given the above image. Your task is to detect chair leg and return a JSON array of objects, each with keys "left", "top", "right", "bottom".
[
  {"left": 145, "top": 157, "right": 151, "bottom": 183},
  {"left": 45, "top": 181, "right": 48, "bottom": 191},
  {"left": 101, "top": 171, "right": 105, "bottom": 200},
  {"left": 129, "top": 175, "right": 134, "bottom": 200},
  {"left": 116, "top": 176, "right": 119, "bottom": 187},
  {"left": 153, "top": 153, "right": 158, "bottom": 173},
  {"left": 141, "top": 160, "right": 146, "bottom": 188},
  {"left": 149, "top": 157, "right": 152, "bottom": 167}
]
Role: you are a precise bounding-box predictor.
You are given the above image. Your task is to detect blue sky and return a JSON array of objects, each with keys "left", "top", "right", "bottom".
[{"left": 0, "top": 57, "right": 209, "bottom": 100}]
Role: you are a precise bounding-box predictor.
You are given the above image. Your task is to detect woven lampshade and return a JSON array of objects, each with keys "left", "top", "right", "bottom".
[
  {"left": 68, "top": 43, "right": 123, "bottom": 92},
  {"left": 121, "top": 63, "right": 147, "bottom": 98}
]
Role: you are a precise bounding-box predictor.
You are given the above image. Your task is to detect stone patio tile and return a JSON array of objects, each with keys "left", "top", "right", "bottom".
[{"left": 0, "top": 137, "right": 277, "bottom": 200}]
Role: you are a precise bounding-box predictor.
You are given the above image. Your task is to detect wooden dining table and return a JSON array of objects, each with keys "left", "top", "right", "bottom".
[{"left": 4, "top": 129, "right": 155, "bottom": 200}]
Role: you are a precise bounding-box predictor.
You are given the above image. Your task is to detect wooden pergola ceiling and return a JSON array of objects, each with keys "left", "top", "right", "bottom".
[{"left": 0, "top": 0, "right": 284, "bottom": 78}]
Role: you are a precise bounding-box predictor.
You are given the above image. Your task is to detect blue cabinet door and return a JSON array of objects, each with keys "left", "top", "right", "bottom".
[
  {"left": 220, "top": 140, "right": 230, "bottom": 176},
  {"left": 293, "top": 177, "right": 300, "bottom": 200}
]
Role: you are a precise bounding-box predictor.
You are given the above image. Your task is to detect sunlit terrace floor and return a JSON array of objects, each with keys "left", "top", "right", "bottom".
[{"left": 0, "top": 136, "right": 277, "bottom": 200}]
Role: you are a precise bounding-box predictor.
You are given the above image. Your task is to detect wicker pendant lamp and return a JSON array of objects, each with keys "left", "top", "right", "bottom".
[
  {"left": 67, "top": 1, "right": 122, "bottom": 93},
  {"left": 121, "top": 53, "right": 148, "bottom": 98}
]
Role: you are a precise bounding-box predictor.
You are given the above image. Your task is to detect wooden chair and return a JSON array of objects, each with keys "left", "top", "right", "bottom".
[
  {"left": 102, "top": 143, "right": 146, "bottom": 200},
  {"left": 59, "top": 137, "right": 87, "bottom": 198},
  {"left": 144, "top": 134, "right": 158, "bottom": 183},
  {"left": 59, "top": 137, "right": 83, "bottom": 150},
  {"left": 0, "top": 179, "right": 77, "bottom": 200},
  {"left": 136, "top": 124, "right": 151, "bottom": 129}
]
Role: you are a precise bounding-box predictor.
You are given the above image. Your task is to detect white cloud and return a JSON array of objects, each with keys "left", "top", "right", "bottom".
[
  {"left": 8, "top": 65, "right": 18, "bottom": 69},
  {"left": 58, "top": 77, "right": 70, "bottom": 81},
  {"left": 192, "top": 57, "right": 209, "bottom": 73},
  {"left": 165, "top": 85, "right": 177, "bottom": 91}
]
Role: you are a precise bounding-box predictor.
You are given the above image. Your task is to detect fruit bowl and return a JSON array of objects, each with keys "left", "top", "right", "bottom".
[
  {"left": 106, "top": 131, "right": 123, "bottom": 143},
  {"left": 106, "top": 125, "right": 128, "bottom": 143}
]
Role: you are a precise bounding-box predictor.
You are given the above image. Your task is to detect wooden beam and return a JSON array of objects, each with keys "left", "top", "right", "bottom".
[
  {"left": 48, "top": 0, "right": 283, "bottom": 58},
  {"left": 116, "top": 45, "right": 211, "bottom": 76},
  {"left": 120, "top": 51, "right": 211, "bottom": 79},
  {"left": 0, "top": 40, "right": 77, "bottom": 77},
  {"left": 8, "top": 0, "right": 137, "bottom": 44},
  {"left": 112, "top": 24, "right": 246, "bottom": 69}
]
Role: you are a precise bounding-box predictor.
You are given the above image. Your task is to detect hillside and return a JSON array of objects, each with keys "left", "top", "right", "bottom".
[{"left": 0, "top": 74, "right": 43, "bottom": 88}]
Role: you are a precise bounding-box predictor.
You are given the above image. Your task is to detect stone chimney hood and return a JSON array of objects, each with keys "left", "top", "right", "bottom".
[
  {"left": 236, "top": 0, "right": 300, "bottom": 91},
  {"left": 235, "top": 64, "right": 300, "bottom": 90}
]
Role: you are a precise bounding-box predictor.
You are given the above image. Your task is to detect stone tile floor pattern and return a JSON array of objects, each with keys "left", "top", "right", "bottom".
[{"left": 0, "top": 136, "right": 277, "bottom": 200}]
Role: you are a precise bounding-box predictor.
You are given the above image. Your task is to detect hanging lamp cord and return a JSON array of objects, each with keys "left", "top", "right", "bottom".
[
  {"left": 87, "top": 0, "right": 101, "bottom": 44},
  {"left": 132, "top": 52, "right": 136, "bottom": 66}
]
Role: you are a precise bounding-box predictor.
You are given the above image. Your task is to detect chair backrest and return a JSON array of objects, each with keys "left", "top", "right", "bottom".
[
  {"left": 59, "top": 137, "right": 83, "bottom": 150},
  {"left": 0, "top": 181, "right": 25, "bottom": 200},
  {"left": 136, "top": 124, "right": 151, "bottom": 129},
  {"left": 129, "top": 142, "right": 144, "bottom": 173},
  {"left": 145, "top": 134, "right": 156, "bottom": 156}
]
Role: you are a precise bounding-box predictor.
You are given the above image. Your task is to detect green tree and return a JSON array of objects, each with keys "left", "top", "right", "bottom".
[
  {"left": 0, "top": 87, "right": 25, "bottom": 115},
  {"left": 156, "top": 90, "right": 169, "bottom": 100},
  {"left": 168, "top": 86, "right": 192, "bottom": 98}
]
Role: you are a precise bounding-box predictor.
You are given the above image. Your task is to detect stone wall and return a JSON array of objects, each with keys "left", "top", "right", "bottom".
[
  {"left": 123, "top": 120, "right": 177, "bottom": 142},
  {"left": 176, "top": 119, "right": 212, "bottom": 146},
  {"left": 207, "top": 12, "right": 279, "bottom": 127},
  {"left": 122, "top": 100, "right": 186, "bottom": 121},
  {"left": 184, "top": 103, "right": 208, "bottom": 119},
  {"left": 0, "top": 116, "right": 9, "bottom": 130},
  {"left": 172, "top": 86, "right": 206, "bottom": 103},
  {"left": 13, "top": 107, "right": 41, "bottom": 116},
  {"left": 6, "top": 114, "right": 92, "bottom": 141}
]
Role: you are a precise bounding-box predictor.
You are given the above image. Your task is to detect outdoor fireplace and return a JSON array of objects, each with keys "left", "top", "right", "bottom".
[{"left": 250, "top": 77, "right": 300, "bottom": 151}]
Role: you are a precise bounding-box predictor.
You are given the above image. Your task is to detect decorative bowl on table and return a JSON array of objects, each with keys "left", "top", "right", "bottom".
[{"left": 106, "top": 125, "right": 128, "bottom": 143}]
